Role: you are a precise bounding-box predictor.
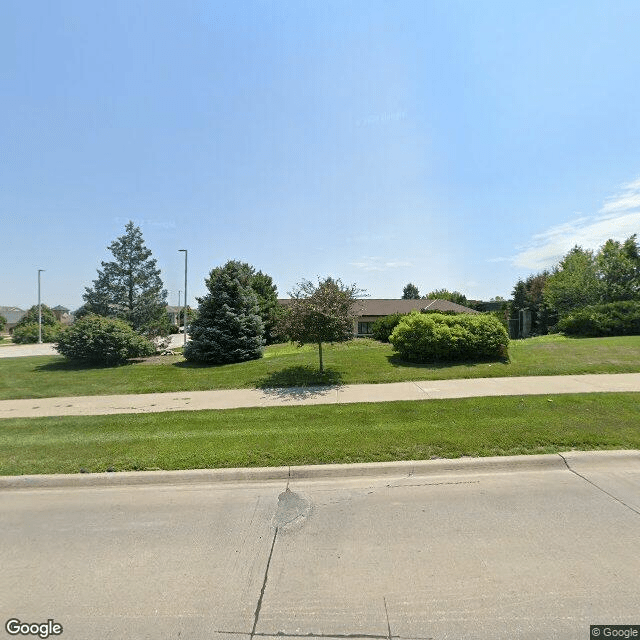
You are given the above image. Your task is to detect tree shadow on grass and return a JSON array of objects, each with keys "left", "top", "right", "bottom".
[
  {"left": 386, "top": 354, "right": 510, "bottom": 370},
  {"left": 172, "top": 359, "right": 226, "bottom": 369},
  {"left": 257, "top": 365, "right": 344, "bottom": 402},
  {"left": 33, "top": 359, "right": 131, "bottom": 372}
]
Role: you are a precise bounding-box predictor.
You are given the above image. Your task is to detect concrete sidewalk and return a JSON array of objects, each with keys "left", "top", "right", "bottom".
[{"left": 1, "top": 372, "right": 639, "bottom": 419}]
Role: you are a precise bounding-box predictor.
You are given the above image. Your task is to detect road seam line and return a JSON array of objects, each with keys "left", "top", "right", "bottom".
[{"left": 558, "top": 453, "right": 640, "bottom": 517}]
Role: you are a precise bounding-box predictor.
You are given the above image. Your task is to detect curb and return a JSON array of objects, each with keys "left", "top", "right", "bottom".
[{"left": 3, "top": 450, "right": 637, "bottom": 490}]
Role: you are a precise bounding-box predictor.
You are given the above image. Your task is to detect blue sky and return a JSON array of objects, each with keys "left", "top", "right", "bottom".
[{"left": 2, "top": 0, "right": 640, "bottom": 311}]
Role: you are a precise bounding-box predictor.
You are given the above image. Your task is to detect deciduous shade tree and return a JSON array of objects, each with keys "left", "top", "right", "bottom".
[
  {"left": 597, "top": 235, "right": 640, "bottom": 302},
  {"left": 184, "top": 260, "right": 264, "bottom": 364},
  {"left": 11, "top": 305, "right": 63, "bottom": 344},
  {"left": 425, "top": 288, "right": 468, "bottom": 305},
  {"left": 543, "top": 246, "right": 600, "bottom": 318},
  {"left": 402, "top": 283, "right": 420, "bottom": 299},
  {"left": 278, "top": 277, "right": 364, "bottom": 372},
  {"left": 0, "top": 315, "right": 5, "bottom": 332},
  {"left": 15, "top": 304, "right": 58, "bottom": 327},
  {"left": 82, "top": 221, "right": 168, "bottom": 336}
]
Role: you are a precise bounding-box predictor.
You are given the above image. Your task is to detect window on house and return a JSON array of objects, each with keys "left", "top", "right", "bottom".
[{"left": 358, "top": 322, "right": 373, "bottom": 335}]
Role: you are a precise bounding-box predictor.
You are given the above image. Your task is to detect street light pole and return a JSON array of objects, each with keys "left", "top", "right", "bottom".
[
  {"left": 179, "top": 250, "right": 187, "bottom": 346},
  {"left": 37, "top": 269, "right": 45, "bottom": 344}
]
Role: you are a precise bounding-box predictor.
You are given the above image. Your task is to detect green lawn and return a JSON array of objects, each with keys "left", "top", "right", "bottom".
[
  {"left": 1, "top": 393, "right": 638, "bottom": 475},
  {"left": 1, "top": 335, "right": 640, "bottom": 401}
]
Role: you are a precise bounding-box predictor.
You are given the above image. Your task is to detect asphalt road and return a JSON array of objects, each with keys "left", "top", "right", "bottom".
[{"left": 2, "top": 451, "right": 639, "bottom": 640}]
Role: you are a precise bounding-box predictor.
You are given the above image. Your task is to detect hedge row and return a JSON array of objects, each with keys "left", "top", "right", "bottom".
[
  {"left": 389, "top": 312, "right": 509, "bottom": 362},
  {"left": 558, "top": 301, "right": 640, "bottom": 337}
]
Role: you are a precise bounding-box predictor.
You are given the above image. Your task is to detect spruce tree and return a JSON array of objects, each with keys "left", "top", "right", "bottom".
[
  {"left": 83, "top": 221, "right": 168, "bottom": 335},
  {"left": 184, "top": 260, "right": 264, "bottom": 363}
]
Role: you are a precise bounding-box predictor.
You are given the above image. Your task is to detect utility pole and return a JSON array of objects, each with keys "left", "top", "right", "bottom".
[
  {"left": 37, "top": 269, "right": 45, "bottom": 343},
  {"left": 178, "top": 250, "right": 188, "bottom": 346}
]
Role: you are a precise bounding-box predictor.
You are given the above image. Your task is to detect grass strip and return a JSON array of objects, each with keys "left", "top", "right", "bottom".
[
  {"left": 1, "top": 393, "right": 639, "bottom": 476},
  {"left": 1, "top": 335, "right": 640, "bottom": 401}
]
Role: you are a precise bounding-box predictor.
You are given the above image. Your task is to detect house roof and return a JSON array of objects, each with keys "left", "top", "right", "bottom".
[
  {"left": 0, "top": 306, "right": 26, "bottom": 324},
  {"left": 356, "top": 298, "right": 478, "bottom": 316},
  {"left": 278, "top": 298, "right": 478, "bottom": 316}
]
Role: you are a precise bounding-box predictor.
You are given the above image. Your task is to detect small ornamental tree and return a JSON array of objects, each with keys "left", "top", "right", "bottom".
[
  {"left": 0, "top": 315, "right": 6, "bottom": 332},
  {"left": 56, "top": 314, "right": 155, "bottom": 365},
  {"left": 184, "top": 260, "right": 264, "bottom": 364},
  {"left": 279, "top": 277, "right": 365, "bottom": 372}
]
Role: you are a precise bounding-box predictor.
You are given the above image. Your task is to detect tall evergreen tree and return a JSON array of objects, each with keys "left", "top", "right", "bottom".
[
  {"left": 184, "top": 260, "right": 264, "bottom": 363},
  {"left": 83, "top": 221, "right": 168, "bottom": 335},
  {"left": 402, "top": 283, "right": 420, "bottom": 299}
]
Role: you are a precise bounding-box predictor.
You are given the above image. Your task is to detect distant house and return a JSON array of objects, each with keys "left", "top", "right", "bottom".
[
  {"left": 51, "top": 305, "right": 74, "bottom": 325},
  {"left": 0, "top": 306, "right": 26, "bottom": 335},
  {"left": 166, "top": 305, "right": 181, "bottom": 326},
  {"left": 277, "top": 298, "right": 479, "bottom": 337},
  {"left": 352, "top": 299, "right": 479, "bottom": 336}
]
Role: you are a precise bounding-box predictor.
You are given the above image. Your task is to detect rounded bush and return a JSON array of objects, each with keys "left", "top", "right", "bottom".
[
  {"left": 389, "top": 312, "right": 509, "bottom": 363},
  {"left": 56, "top": 314, "right": 155, "bottom": 365},
  {"left": 12, "top": 322, "right": 63, "bottom": 344},
  {"left": 371, "top": 313, "right": 407, "bottom": 342}
]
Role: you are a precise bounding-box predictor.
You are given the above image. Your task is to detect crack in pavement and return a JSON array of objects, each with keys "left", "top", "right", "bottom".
[
  {"left": 383, "top": 597, "right": 392, "bottom": 640},
  {"left": 251, "top": 526, "right": 279, "bottom": 640},
  {"left": 221, "top": 631, "right": 432, "bottom": 639},
  {"left": 558, "top": 453, "right": 640, "bottom": 517}
]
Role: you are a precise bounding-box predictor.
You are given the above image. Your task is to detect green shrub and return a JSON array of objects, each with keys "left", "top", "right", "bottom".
[
  {"left": 56, "top": 315, "right": 155, "bottom": 365},
  {"left": 558, "top": 301, "right": 640, "bottom": 337},
  {"left": 389, "top": 312, "right": 509, "bottom": 363},
  {"left": 12, "top": 322, "right": 63, "bottom": 344},
  {"left": 371, "top": 313, "right": 407, "bottom": 342}
]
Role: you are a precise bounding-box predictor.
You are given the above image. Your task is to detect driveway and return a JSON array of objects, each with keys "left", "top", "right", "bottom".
[{"left": 1, "top": 451, "right": 639, "bottom": 639}]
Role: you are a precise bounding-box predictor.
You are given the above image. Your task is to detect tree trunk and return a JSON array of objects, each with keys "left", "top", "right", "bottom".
[{"left": 318, "top": 342, "right": 323, "bottom": 372}]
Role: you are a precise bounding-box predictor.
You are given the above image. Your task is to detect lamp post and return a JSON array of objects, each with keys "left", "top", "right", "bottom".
[
  {"left": 178, "top": 250, "right": 187, "bottom": 346},
  {"left": 37, "top": 269, "right": 45, "bottom": 344}
]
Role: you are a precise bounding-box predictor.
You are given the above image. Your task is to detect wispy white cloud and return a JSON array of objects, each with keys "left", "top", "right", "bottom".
[
  {"left": 350, "top": 256, "right": 412, "bottom": 271},
  {"left": 511, "top": 178, "right": 640, "bottom": 270}
]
